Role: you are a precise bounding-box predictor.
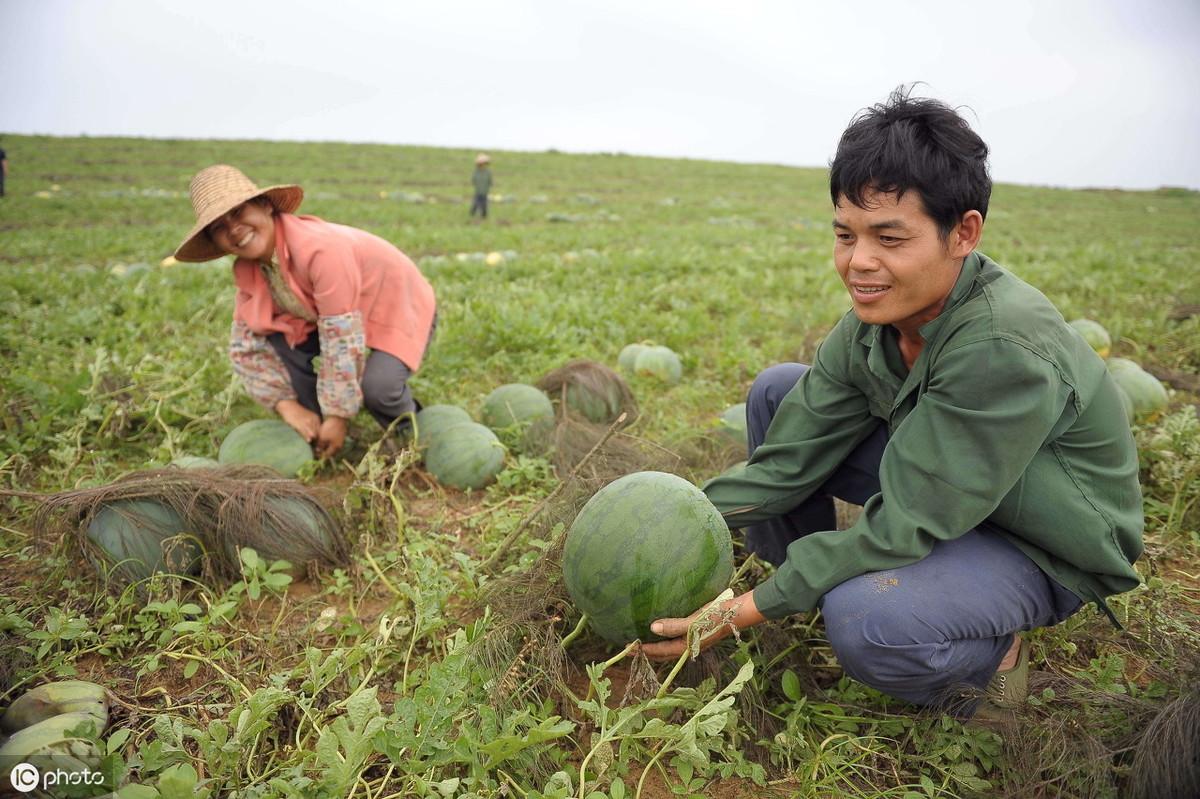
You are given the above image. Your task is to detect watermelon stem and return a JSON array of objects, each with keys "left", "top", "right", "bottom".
[
  {"left": 560, "top": 614, "right": 589, "bottom": 651},
  {"left": 583, "top": 641, "right": 639, "bottom": 704},
  {"left": 479, "top": 412, "right": 628, "bottom": 572}
]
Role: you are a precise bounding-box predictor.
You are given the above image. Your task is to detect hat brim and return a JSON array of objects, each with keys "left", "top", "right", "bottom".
[{"left": 174, "top": 184, "right": 304, "bottom": 262}]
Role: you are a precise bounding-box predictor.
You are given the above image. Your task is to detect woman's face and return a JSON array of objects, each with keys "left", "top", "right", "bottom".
[{"left": 207, "top": 199, "right": 276, "bottom": 261}]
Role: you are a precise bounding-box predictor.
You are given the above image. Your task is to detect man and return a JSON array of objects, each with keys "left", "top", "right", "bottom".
[
  {"left": 642, "top": 89, "right": 1144, "bottom": 719},
  {"left": 470, "top": 153, "right": 492, "bottom": 220}
]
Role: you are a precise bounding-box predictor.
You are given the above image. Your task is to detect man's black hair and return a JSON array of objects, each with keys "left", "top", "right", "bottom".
[{"left": 830, "top": 85, "right": 991, "bottom": 238}]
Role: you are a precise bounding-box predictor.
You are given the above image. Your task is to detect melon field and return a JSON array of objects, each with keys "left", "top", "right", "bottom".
[{"left": 1, "top": 134, "right": 1198, "bottom": 798}]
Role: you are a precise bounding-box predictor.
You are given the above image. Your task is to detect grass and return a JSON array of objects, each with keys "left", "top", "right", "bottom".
[{"left": 1, "top": 133, "right": 1198, "bottom": 798}]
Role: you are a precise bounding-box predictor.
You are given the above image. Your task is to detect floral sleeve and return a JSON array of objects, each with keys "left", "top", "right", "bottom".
[
  {"left": 229, "top": 320, "right": 295, "bottom": 409},
  {"left": 316, "top": 311, "right": 366, "bottom": 418}
]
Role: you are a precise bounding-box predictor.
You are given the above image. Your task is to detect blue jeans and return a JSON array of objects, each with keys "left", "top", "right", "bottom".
[{"left": 744, "top": 363, "right": 1082, "bottom": 709}]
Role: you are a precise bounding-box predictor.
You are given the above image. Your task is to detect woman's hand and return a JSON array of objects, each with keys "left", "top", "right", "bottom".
[
  {"left": 640, "top": 589, "right": 766, "bottom": 661},
  {"left": 315, "top": 416, "right": 348, "bottom": 458},
  {"left": 276, "top": 399, "right": 321, "bottom": 443}
]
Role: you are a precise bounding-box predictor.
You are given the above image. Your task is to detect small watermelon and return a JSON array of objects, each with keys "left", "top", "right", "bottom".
[
  {"left": 0, "top": 711, "right": 104, "bottom": 782},
  {"left": 1106, "top": 357, "right": 1141, "bottom": 376},
  {"left": 238, "top": 496, "right": 344, "bottom": 573},
  {"left": 717, "top": 403, "right": 748, "bottom": 448},
  {"left": 414, "top": 404, "right": 473, "bottom": 450},
  {"left": 563, "top": 471, "right": 734, "bottom": 644},
  {"left": 85, "top": 500, "right": 200, "bottom": 583},
  {"left": 617, "top": 343, "right": 647, "bottom": 373},
  {"left": 1108, "top": 362, "right": 1168, "bottom": 422},
  {"left": 564, "top": 381, "right": 625, "bottom": 424},
  {"left": 481, "top": 384, "right": 554, "bottom": 453},
  {"left": 1068, "top": 319, "right": 1112, "bottom": 359},
  {"left": 219, "top": 419, "right": 314, "bottom": 477},
  {"left": 633, "top": 345, "right": 683, "bottom": 385},
  {"left": 425, "top": 422, "right": 506, "bottom": 490},
  {"left": 1, "top": 681, "right": 109, "bottom": 735}
]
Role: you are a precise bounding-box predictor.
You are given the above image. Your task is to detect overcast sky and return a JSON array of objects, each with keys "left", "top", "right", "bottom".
[{"left": 4, "top": 0, "right": 1198, "bottom": 190}]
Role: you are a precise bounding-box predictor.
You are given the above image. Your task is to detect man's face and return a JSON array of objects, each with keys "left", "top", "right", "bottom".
[{"left": 833, "top": 189, "right": 965, "bottom": 332}]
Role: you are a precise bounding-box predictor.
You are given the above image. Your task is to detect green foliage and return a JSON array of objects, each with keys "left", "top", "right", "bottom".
[{"left": 0, "top": 134, "right": 1197, "bottom": 798}]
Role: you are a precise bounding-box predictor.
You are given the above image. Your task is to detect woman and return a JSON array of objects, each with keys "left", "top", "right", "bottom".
[{"left": 174, "top": 165, "right": 436, "bottom": 458}]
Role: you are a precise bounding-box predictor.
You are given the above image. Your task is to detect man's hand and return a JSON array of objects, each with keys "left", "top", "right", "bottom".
[
  {"left": 315, "top": 416, "right": 348, "bottom": 458},
  {"left": 276, "top": 399, "right": 320, "bottom": 442},
  {"left": 640, "top": 589, "right": 766, "bottom": 661}
]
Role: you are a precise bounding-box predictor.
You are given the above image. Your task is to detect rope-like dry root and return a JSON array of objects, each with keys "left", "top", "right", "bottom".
[{"left": 29, "top": 465, "right": 348, "bottom": 583}]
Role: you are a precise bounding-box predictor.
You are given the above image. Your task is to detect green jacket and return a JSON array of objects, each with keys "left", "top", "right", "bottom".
[
  {"left": 472, "top": 167, "right": 492, "bottom": 194},
  {"left": 704, "top": 251, "right": 1143, "bottom": 622}
]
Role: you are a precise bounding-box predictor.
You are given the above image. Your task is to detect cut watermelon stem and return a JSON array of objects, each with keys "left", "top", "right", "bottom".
[
  {"left": 560, "top": 613, "right": 589, "bottom": 651},
  {"left": 479, "top": 411, "right": 628, "bottom": 572}
]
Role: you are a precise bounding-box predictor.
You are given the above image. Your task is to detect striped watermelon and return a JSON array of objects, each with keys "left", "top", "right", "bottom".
[
  {"left": 218, "top": 419, "right": 314, "bottom": 477},
  {"left": 618, "top": 343, "right": 647, "bottom": 373},
  {"left": 86, "top": 500, "right": 201, "bottom": 583},
  {"left": 563, "top": 471, "right": 733, "bottom": 644},
  {"left": 425, "top": 422, "right": 506, "bottom": 490},
  {"left": 1108, "top": 360, "right": 1168, "bottom": 422},
  {"left": 414, "top": 404, "right": 473, "bottom": 450},
  {"left": 481, "top": 384, "right": 554, "bottom": 453},
  {"left": 717, "top": 403, "right": 748, "bottom": 448},
  {"left": 633, "top": 345, "right": 683, "bottom": 385},
  {"left": 1068, "top": 318, "right": 1112, "bottom": 359}
]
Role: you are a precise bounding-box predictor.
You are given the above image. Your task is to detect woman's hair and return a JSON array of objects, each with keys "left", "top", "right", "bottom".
[{"left": 829, "top": 85, "right": 991, "bottom": 238}]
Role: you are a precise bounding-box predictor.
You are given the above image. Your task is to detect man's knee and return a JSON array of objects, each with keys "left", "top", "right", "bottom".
[
  {"left": 821, "top": 581, "right": 942, "bottom": 699},
  {"left": 747, "top": 363, "right": 809, "bottom": 411}
]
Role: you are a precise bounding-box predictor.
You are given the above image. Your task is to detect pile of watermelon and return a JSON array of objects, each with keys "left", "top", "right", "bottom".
[{"left": 1069, "top": 318, "right": 1169, "bottom": 424}]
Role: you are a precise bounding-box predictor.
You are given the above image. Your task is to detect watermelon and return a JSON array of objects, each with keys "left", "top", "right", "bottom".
[
  {"left": 219, "top": 419, "right": 314, "bottom": 477},
  {"left": 633, "top": 345, "right": 683, "bottom": 385},
  {"left": 717, "top": 403, "right": 748, "bottom": 448},
  {"left": 425, "top": 422, "right": 506, "bottom": 490},
  {"left": 0, "top": 712, "right": 104, "bottom": 785},
  {"left": 86, "top": 500, "right": 201, "bottom": 583},
  {"left": 563, "top": 471, "right": 734, "bottom": 644},
  {"left": 1106, "top": 357, "right": 1141, "bottom": 376},
  {"left": 564, "top": 381, "right": 625, "bottom": 424},
  {"left": 617, "top": 343, "right": 647, "bottom": 373},
  {"left": 1, "top": 681, "right": 109, "bottom": 735},
  {"left": 235, "top": 496, "right": 342, "bottom": 573},
  {"left": 171, "top": 455, "right": 219, "bottom": 469},
  {"left": 414, "top": 404, "right": 473, "bottom": 450},
  {"left": 1068, "top": 318, "right": 1112, "bottom": 359},
  {"left": 481, "top": 384, "right": 554, "bottom": 453},
  {"left": 1108, "top": 361, "right": 1168, "bottom": 422}
]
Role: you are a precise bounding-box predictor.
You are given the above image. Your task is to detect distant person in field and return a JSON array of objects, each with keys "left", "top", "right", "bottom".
[
  {"left": 470, "top": 153, "right": 492, "bottom": 220},
  {"left": 173, "top": 165, "right": 436, "bottom": 458},
  {"left": 0, "top": 144, "right": 7, "bottom": 198},
  {"left": 642, "top": 88, "right": 1144, "bottom": 722}
]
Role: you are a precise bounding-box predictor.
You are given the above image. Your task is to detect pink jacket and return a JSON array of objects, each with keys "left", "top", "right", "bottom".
[{"left": 232, "top": 213, "right": 436, "bottom": 370}]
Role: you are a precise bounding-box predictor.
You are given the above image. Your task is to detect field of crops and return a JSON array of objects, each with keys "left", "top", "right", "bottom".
[{"left": 1, "top": 134, "right": 1198, "bottom": 798}]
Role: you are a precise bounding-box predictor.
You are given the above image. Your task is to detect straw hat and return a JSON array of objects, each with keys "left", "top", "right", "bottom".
[
  {"left": 475, "top": 153, "right": 491, "bottom": 165},
  {"left": 174, "top": 165, "right": 304, "bottom": 262}
]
